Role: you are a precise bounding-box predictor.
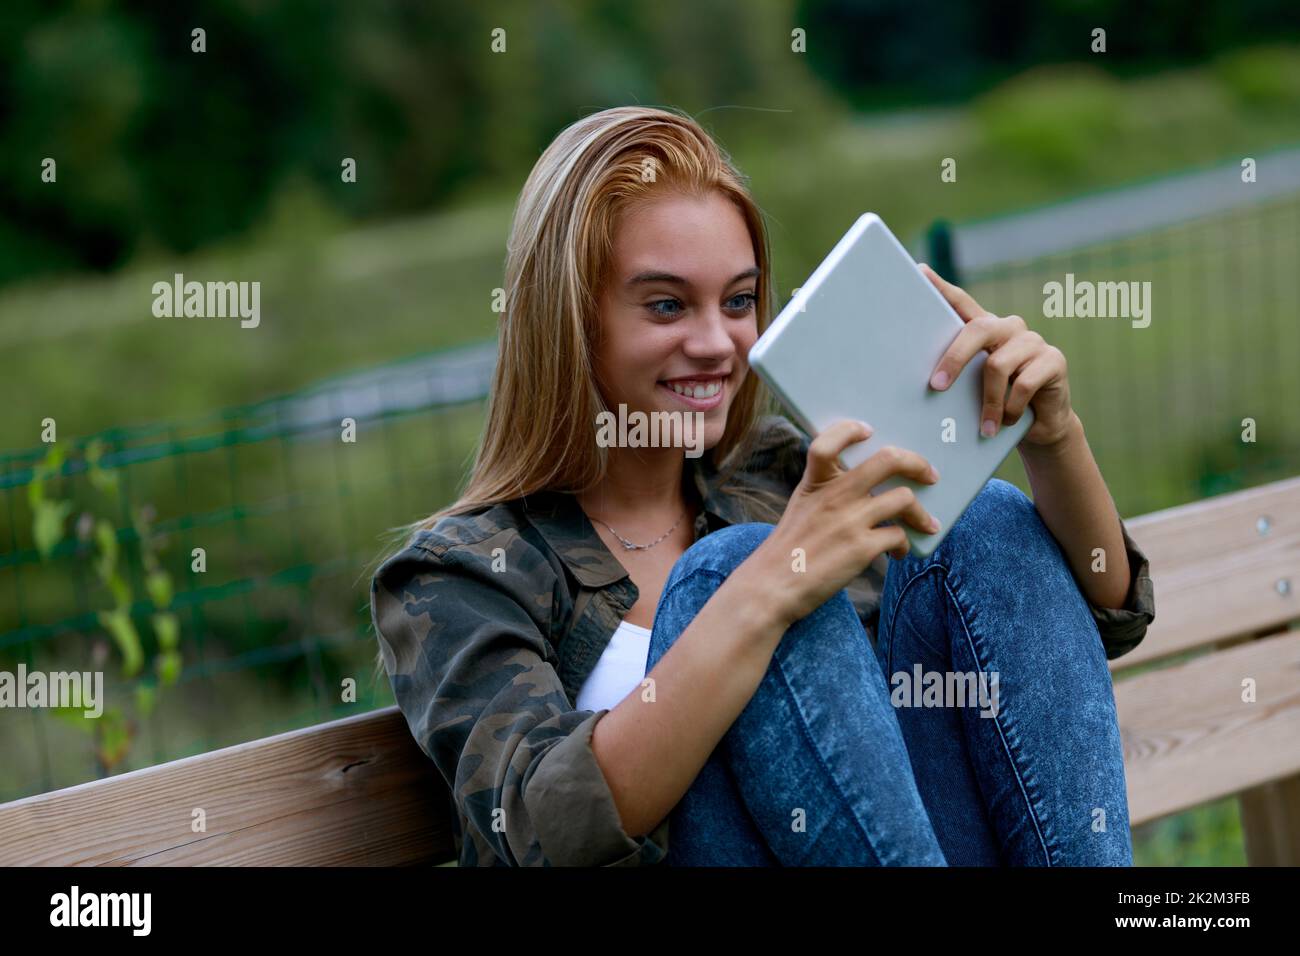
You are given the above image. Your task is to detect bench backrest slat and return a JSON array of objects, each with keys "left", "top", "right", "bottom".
[
  {"left": 1113, "top": 476, "right": 1300, "bottom": 671},
  {"left": 0, "top": 706, "right": 454, "bottom": 866},
  {"left": 1117, "top": 627, "right": 1300, "bottom": 825}
]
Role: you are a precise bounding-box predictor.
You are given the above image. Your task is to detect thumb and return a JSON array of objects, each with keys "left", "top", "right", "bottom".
[{"left": 804, "top": 419, "right": 872, "bottom": 485}]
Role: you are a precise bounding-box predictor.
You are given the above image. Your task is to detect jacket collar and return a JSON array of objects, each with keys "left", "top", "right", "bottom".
[{"left": 522, "top": 453, "right": 750, "bottom": 590}]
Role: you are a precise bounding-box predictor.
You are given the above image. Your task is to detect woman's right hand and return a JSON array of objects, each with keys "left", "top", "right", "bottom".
[{"left": 748, "top": 420, "right": 940, "bottom": 629}]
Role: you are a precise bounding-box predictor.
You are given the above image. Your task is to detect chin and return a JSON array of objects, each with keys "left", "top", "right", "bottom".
[{"left": 700, "top": 418, "right": 728, "bottom": 453}]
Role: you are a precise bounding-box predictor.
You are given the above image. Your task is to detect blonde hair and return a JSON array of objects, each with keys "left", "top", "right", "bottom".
[{"left": 420, "top": 105, "right": 775, "bottom": 526}]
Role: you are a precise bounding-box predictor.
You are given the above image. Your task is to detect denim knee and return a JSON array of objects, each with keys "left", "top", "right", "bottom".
[
  {"left": 663, "top": 522, "right": 776, "bottom": 593},
  {"left": 649, "top": 523, "right": 777, "bottom": 668},
  {"left": 938, "top": 478, "right": 1061, "bottom": 570}
]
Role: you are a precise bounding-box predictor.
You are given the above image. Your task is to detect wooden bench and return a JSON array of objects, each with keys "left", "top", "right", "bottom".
[{"left": 2, "top": 477, "right": 1297, "bottom": 866}]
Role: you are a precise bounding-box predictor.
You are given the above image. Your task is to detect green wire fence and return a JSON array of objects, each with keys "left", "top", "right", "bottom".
[
  {"left": 929, "top": 147, "right": 1300, "bottom": 515},
  {"left": 0, "top": 346, "right": 492, "bottom": 800}
]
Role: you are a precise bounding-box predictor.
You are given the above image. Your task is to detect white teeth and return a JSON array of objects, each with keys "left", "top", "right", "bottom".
[{"left": 667, "top": 381, "right": 721, "bottom": 399}]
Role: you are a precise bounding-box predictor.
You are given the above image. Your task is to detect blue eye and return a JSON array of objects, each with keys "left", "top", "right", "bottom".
[
  {"left": 726, "top": 292, "right": 757, "bottom": 314},
  {"left": 647, "top": 298, "right": 683, "bottom": 318}
]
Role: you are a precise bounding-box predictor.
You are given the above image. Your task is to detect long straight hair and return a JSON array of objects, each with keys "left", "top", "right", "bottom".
[{"left": 418, "top": 105, "right": 776, "bottom": 528}]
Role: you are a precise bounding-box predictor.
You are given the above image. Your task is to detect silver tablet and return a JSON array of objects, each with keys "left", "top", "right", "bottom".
[{"left": 748, "top": 213, "right": 1032, "bottom": 557}]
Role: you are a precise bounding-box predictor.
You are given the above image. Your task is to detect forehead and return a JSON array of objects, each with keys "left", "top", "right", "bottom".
[{"left": 611, "top": 190, "right": 756, "bottom": 281}]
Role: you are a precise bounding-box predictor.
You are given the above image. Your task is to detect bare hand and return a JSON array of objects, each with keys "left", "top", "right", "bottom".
[
  {"left": 748, "top": 420, "right": 940, "bottom": 628},
  {"left": 920, "top": 263, "right": 1075, "bottom": 450}
]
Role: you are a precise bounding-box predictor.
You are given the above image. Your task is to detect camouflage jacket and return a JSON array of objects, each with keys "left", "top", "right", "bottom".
[{"left": 370, "top": 414, "right": 1156, "bottom": 866}]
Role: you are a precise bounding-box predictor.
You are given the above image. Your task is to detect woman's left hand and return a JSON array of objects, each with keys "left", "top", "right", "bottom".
[{"left": 919, "top": 263, "right": 1076, "bottom": 450}]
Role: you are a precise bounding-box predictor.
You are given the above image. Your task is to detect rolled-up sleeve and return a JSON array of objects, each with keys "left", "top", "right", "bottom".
[
  {"left": 1088, "top": 518, "right": 1155, "bottom": 660},
  {"left": 527, "top": 709, "right": 670, "bottom": 866},
  {"left": 371, "top": 542, "right": 667, "bottom": 866}
]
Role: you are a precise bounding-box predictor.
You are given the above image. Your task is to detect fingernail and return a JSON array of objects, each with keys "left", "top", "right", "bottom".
[
  {"left": 929, "top": 516, "right": 941, "bottom": 532},
  {"left": 928, "top": 465, "right": 939, "bottom": 481},
  {"left": 981, "top": 419, "right": 997, "bottom": 437},
  {"left": 930, "top": 370, "right": 949, "bottom": 390}
]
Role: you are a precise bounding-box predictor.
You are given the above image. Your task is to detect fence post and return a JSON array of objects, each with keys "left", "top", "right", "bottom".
[{"left": 925, "top": 219, "right": 959, "bottom": 285}]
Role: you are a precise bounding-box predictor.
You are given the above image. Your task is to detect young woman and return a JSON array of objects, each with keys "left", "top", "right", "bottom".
[{"left": 371, "top": 106, "right": 1155, "bottom": 867}]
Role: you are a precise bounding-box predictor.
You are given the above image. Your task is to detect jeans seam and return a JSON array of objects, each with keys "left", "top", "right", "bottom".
[
  {"left": 938, "top": 569, "right": 1055, "bottom": 866},
  {"left": 885, "top": 560, "right": 1055, "bottom": 866},
  {"left": 769, "top": 649, "right": 886, "bottom": 866}
]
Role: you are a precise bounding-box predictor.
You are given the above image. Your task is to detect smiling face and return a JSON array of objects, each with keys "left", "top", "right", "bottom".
[{"left": 593, "top": 189, "right": 760, "bottom": 454}]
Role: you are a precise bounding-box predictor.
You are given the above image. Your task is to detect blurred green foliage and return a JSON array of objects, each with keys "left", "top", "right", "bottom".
[
  {"left": 799, "top": 0, "right": 1300, "bottom": 108},
  {"left": 0, "top": 0, "right": 833, "bottom": 285},
  {"left": 974, "top": 64, "right": 1125, "bottom": 173},
  {"left": 6, "top": 1, "right": 1298, "bottom": 286},
  {"left": 1213, "top": 44, "right": 1300, "bottom": 107},
  {"left": 20, "top": 438, "right": 182, "bottom": 769}
]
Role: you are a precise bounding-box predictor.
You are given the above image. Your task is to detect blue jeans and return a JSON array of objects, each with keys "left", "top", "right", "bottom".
[{"left": 644, "top": 478, "right": 1132, "bottom": 866}]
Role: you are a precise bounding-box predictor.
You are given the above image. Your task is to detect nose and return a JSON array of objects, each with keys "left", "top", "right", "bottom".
[{"left": 682, "top": 306, "right": 737, "bottom": 363}]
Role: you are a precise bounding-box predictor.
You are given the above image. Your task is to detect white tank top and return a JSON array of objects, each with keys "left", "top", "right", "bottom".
[{"left": 574, "top": 620, "right": 652, "bottom": 713}]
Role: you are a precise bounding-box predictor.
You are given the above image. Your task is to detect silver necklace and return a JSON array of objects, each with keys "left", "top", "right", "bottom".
[{"left": 590, "top": 510, "right": 686, "bottom": 551}]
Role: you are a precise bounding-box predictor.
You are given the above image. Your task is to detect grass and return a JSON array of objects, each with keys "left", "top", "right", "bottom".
[{"left": 1133, "top": 799, "right": 1249, "bottom": 866}]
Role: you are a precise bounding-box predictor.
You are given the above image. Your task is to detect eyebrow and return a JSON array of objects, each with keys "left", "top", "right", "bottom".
[{"left": 626, "top": 267, "right": 760, "bottom": 288}]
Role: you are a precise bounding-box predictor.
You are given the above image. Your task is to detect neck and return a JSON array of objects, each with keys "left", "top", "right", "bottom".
[{"left": 577, "top": 446, "right": 691, "bottom": 521}]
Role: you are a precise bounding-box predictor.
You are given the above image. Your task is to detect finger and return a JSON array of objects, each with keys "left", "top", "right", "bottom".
[
  {"left": 805, "top": 419, "right": 872, "bottom": 485},
  {"left": 849, "top": 444, "right": 938, "bottom": 491},
  {"left": 979, "top": 331, "right": 1040, "bottom": 437},
  {"left": 1004, "top": 350, "right": 1064, "bottom": 423},
  {"left": 868, "top": 484, "right": 940, "bottom": 536},
  {"left": 919, "top": 263, "right": 986, "bottom": 323},
  {"left": 875, "top": 525, "right": 911, "bottom": 561},
  {"left": 929, "top": 314, "right": 1006, "bottom": 391}
]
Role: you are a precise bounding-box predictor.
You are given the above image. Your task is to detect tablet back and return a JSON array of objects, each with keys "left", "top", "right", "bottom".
[{"left": 747, "top": 213, "right": 1032, "bottom": 557}]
